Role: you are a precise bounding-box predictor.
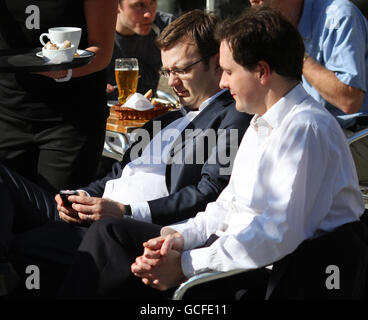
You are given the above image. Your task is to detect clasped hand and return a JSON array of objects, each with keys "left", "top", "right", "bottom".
[
  {"left": 55, "top": 192, "right": 126, "bottom": 224},
  {"left": 131, "top": 233, "right": 187, "bottom": 291}
]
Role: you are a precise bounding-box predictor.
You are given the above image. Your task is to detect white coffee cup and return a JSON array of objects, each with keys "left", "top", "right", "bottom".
[{"left": 39, "top": 27, "right": 82, "bottom": 53}]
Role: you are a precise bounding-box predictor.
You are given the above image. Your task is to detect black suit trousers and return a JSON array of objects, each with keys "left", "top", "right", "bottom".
[
  {"left": 0, "top": 162, "right": 59, "bottom": 252},
  {"left": 58, "top": 217, "right": 170, "bottom": 300},
  {"left": 0, "top": 162, "right": 87, "bottom": 298}
]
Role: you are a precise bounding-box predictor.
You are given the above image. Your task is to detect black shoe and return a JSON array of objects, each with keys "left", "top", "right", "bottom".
[{"left": 0, "top": 262, "right": 21, "bottom": 296}]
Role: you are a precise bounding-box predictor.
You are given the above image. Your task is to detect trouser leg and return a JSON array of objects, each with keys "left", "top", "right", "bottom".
[
  {"left": 0, "top": 162, "right": 59, "bottom": 252},
  {"left": 59, "top": 217, "right": 167, "bottom": 299},
  {"left": 36, "top": 120, "right": 106, "bottom": 194},
  {"left": 8, "top": 222, "right": 88, "bottom": 299},
  {"left": 0, "top": 113, "right": 38, "bottom": 187},
  {"left": 0, "top": 110, "right": 106, "bottom": 194}
]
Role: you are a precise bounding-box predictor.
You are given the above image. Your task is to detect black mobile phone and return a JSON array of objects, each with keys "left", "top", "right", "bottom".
[{"left": 59, "top": 190, "right": 79, "bottom": 207}]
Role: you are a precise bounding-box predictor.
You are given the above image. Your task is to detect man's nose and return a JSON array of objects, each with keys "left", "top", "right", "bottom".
[
  {"left": 167, "top": 72, "right": 181, "bottom": 87},
  {"left": 143, "top": 6, "right": 155, "bottom": 19},
  {"left": 219, "top": 73, "right": 228, "bottom": 90}
]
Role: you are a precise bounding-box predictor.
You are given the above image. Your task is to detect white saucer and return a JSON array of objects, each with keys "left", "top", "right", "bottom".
[{"left": 36, "top": 49, "right": 93, "bottom": 59}]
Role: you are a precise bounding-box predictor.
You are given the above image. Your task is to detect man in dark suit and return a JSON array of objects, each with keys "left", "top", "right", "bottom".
[{"left": 1, "top": 10, "right": 251, "bottom": 297}]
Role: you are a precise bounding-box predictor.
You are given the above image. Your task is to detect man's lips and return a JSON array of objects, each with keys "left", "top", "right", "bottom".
[
  {"left": 174, "top": 89, "right": 188, "bottom": 97},
  {"left": 141, "top": 21, "right": 154, "bottom": 27}
]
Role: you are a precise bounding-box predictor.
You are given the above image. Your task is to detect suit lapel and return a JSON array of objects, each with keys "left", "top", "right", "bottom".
[{"left": 191, "top": 90, "right": 233, "bottom": 129}]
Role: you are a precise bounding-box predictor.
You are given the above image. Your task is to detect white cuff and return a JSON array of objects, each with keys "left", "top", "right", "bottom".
[
  {"left": 130, "top": 201, "right": 152, "bottom": 223},
  {"left": 181, "top": 247, "right": 214, "bottom": 278},
  {"left": 54, "top": 69, "right": 72, "bottom": 82}
]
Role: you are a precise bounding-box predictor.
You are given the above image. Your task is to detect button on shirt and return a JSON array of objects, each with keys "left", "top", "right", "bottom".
[
  {"left": 102, "top": 89, "right": 227, "bottom": 222},
  {"left": 163, "top": 84, "right": 364, "bottom": 277},
  {"left": 299, "top": 0, "right": 368, "bottom": 128}
]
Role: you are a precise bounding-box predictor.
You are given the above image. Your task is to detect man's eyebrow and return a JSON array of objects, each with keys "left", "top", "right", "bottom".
[{"left": 162, "top": 63, "right": 188, "bottom": 70}]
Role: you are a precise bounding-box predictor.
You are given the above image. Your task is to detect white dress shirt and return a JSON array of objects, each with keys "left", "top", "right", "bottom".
[
  {"left": 102, "top": 89, "right": 227, "bottom": 222},
  {"left": 163, "top": 84, "right": 365, "bottom": 278}
]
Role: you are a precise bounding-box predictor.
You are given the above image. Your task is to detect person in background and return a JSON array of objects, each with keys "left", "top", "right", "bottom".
[
  {"left": 106, "top": 0, "right": 175, "bottom": 99},
  {"left": 249, "top": 0, "right": 368, "bottom": 183},
  {"left": 0, "top": 0, "right": 117, "bottom": 194},
  {"left": 249, "top": 0, "right": 368, "bottom": 127}
]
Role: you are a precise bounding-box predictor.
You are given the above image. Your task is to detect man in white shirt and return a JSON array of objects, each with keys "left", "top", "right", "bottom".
[
  {"left": 58, "top": 6, "right": 364, "bottom": 299},
  {"left": 128, "top": 6, "right": 365, "bottom": 297}
]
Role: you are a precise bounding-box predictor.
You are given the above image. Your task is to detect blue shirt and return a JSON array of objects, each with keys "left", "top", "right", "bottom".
[{"left": 299, "top": 0, "right": 368, "bottom": 128}]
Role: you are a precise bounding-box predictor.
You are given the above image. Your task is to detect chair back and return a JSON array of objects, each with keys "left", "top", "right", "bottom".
[{"left": 267, "top": 218, "right": 368, "bottom": 299}]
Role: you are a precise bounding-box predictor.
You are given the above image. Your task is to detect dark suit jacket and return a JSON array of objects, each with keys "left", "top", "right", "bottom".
[{"left": 82, "top": 90, "right": 252, "bottom": 225}]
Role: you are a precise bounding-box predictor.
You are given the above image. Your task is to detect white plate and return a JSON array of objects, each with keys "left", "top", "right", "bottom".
[{"left": 36, "top": 49, "right": 93, "bottom": 59}]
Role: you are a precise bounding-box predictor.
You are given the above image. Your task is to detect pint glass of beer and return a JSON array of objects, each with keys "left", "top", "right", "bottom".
[{"left": 115, "top": 58, "right": 139, "bottom": 104}]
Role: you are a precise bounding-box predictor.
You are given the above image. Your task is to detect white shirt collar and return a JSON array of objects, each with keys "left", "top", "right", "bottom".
[
  {"left": 251, "top": 84, "right": 309, "bottom": 132},
  {"left": 181, "top": 89, "right": 228, "bottom": 114}
]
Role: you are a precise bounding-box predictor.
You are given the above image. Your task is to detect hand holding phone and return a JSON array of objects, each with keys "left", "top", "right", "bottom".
[{"left": 59, "top": 190, "right": 79, "bottom": 207}]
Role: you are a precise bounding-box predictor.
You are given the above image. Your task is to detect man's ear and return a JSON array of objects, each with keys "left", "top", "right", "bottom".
[{"left": 257, "top": 60, "right": 271, "bottom": 85}]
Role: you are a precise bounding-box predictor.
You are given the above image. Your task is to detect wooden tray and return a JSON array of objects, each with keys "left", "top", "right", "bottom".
[{"left": 106, "top": 116, "right": 148, "bottom": 134}]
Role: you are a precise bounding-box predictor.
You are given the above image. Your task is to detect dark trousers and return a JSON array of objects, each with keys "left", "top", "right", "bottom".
[
  {"left": 0, "top": 162, "right": 167, "bottom": 299},
  {"left": 0, "top": 112, "right": 106, "bottom": 194},
  {"left": 0, "top": 162, "right": 59, "bottom": 251},
  {"left": 0, "top": 163, "right": 86, "bottom": 298},
  {"left": 58, "top": 218, "right": 270, "bottom": 300},
  {"left": 58, "top": 218, "right": 168, "bottom": 300}
]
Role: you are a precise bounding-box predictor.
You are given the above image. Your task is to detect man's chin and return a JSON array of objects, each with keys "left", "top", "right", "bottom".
[
  {"left": 177, "top": 96, "right": 186, "bottom": 105},
  {"left": 136, "top": 25, "right": 152, "bottom": 35}
]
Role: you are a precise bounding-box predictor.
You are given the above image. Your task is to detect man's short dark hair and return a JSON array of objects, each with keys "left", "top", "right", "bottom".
[
  {"left": 156, "top": 9, "right": 220, "bottom": 65},
  {"left": 215, "top": 6, "right": 305, "bottom": 81}
]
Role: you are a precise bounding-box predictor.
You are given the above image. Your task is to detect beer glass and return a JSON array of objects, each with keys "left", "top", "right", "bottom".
[{"left": 115, "top": 58, "right": 139, "bottom": 105}]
